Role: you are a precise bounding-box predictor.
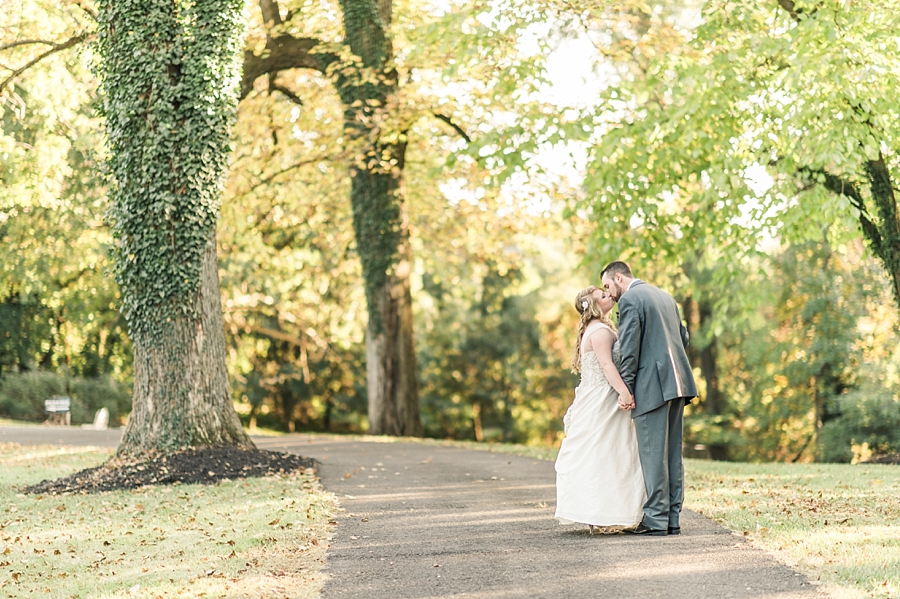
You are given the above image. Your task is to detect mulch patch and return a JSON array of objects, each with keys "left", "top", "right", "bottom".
[{"left": 23, "top": 446, "right": 317, "bottom": 495}]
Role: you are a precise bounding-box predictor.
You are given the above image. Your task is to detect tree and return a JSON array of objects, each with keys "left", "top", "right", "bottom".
[
  {"left": 218, "top": 88, "right": 369, "bottom": 433},
  {"left": 97, "top": 0, "right": 252, "bottom": 455},
  {"left": 238, "top": 0, "right": 563, "bottom": 435},
  {"left": 574, "top": 0, "right": 900, "bottom": 315},
  {"left": 715, "top": 239, "right": 890, "bottom": 462},
  {"left": 1, "top": 0, "right": 132, "bottom": 381},
  {"left": 239, "top": 0, "right": 421, "bottom": 435},
  {"left": 4, "top": 0, "right": 569, "bottom": 442}
]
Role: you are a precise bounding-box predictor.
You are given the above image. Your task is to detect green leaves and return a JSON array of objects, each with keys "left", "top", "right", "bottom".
[{"left": 572, "top": 0, "right": 900, "bottom": 294}]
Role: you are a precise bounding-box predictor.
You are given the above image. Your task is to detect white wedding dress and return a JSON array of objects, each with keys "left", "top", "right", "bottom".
[{"left": 555, "top": 321, "right": 646, "bottom": 528}]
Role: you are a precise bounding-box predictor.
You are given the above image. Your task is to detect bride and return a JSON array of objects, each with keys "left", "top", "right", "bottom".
[{"left": 555, "top": 285, "right": 646, "bottom": 532}]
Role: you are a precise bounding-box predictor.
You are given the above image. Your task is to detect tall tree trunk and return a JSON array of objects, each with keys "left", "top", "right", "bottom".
[
  {"left": 817, "top": 153, "right": 900, "bottom": 313},
  {"left": 239, "top": 0, "right": 423, "bottom": 436},
  {"left": 472, "top": 401, "right": 484, "bottom": 442},
  {"left": 365, "top": 274, "right": 421, "bottom": 435},
  {"left": 811, "top": 375, "right": 824, "bottom": 462},
  {"left": 697, "top": 300, "right": 722, "bottom": 416},
  {"left": 681, "top": 275, "right": 722, "bottom": 416},
  {"left": 100, "top": 0, "right": 251, "bottom": 457},
  {"left": 339, "top": 0, "right": 422, "bottom": 436},
  {"left": 359, "top": 173, "right": 421, "bottom": 436},
  {"left": 120, "top": 234, "right": 251, "bottom": 456},
  {"left": 681, "top": 277, "right": 728, "bottom": 460},
  {"left": 865, "top": 156, "right": 900, "bottom": 308},
  {"left": 119, "top": 234, "right": 253, "bottom": 455}
]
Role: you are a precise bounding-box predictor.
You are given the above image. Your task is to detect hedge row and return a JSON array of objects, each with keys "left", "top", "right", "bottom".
[{"left": 0, "top": 371, "right": 131, "bottom": 426}]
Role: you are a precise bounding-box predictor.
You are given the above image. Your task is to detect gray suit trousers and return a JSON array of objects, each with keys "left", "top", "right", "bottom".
[{"left": 633, "top": 398, "right": 685, "bottom": 530}]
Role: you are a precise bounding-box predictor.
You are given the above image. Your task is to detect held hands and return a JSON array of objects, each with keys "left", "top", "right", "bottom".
[{"left": 618, "top": 391, "right": 635, "bottom": 411}]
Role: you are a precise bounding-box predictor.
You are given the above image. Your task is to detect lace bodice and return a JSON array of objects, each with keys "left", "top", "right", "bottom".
[
  {"left": 580, "top": 341, "right": 621, "bottom": 389},
  {"left": 579, "top": 320, "right": 621, "bottom": 389}
]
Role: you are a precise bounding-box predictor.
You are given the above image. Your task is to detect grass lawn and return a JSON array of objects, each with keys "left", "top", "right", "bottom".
[
  {"left": 685, "top": 459, "right": 900, "bottom": 599},
  {"left": 0, "top": 418, "right": 40, "bottom": 426},
  {"left": 0, "top": 442, "right": 338, "bottom": 599}
]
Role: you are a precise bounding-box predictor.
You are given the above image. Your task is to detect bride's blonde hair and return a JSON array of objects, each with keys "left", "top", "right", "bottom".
[{"left": 572, "top": 286, "right": 616, "bottom": 373}]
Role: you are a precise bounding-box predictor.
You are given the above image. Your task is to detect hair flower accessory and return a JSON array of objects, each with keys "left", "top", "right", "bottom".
[{"left": 581, "top": 300, "right": 589, "bottom": 309}]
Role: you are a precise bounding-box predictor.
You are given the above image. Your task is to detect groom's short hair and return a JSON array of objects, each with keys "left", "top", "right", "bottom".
[{"left": 601, "top": 261, "right": 633, "bottom": 280}]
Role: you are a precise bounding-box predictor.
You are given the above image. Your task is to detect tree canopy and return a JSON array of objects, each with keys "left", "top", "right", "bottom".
[{"left": 2, "top": 0, "right": 899, "bottom": 462}]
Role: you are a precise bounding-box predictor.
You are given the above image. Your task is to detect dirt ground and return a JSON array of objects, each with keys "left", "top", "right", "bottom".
[{"left": 23, "top": 446, "right": 317, "bottom": 494}]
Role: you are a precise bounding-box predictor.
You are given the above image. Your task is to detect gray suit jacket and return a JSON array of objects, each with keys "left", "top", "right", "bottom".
[{"left": 617, "top": 280, "right": 698, "bottom": 417}]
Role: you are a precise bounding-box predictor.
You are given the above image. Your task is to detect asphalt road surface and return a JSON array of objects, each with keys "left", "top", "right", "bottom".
[{"left": 3, "top": 426, "right": 828, "bottom": 599}]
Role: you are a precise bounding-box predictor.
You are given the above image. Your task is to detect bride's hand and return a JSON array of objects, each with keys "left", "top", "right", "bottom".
[{"left": 618, "top": 391, "right": 635, "bottom": 411}]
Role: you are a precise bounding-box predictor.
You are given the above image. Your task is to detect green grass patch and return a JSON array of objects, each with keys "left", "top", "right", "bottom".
[
  {"left": 0, "top": 443, "right": 337, "bottom": 599},
  {"left": 685, "top": 459, "right": 900, "bottom": 599}
]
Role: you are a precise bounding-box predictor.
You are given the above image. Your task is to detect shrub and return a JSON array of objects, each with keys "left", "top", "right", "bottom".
[
  {"left": 821, "top": 391, "right": 900, "bottom": 463},
  {"left": 0, "top": 371, "right": 66, "bottom": 421},
  {"left": 0, "top": 371, "right": 131, "bottom": 425}
]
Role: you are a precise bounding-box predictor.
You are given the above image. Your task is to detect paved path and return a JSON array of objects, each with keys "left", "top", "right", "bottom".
[{"left": 3, "top": 426, "right": 827, "bottom": 599}]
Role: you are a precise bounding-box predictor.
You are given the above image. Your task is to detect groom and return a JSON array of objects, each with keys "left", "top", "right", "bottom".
[{"left": 601, "top": 261, "right": 697, "bottom": 536}]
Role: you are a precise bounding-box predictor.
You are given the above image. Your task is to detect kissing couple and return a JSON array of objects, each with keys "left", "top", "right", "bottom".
[{"left": 555, "top": 261, "right": 698, "bottom": 536}]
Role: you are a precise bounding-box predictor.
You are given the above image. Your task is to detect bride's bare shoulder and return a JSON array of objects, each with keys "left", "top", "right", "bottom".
[
  {"left": 583, "top": 322, "right": 617, "bottom": 355},
  {"left": 586, "top": 321, "right": 617, "bottom": 339}
]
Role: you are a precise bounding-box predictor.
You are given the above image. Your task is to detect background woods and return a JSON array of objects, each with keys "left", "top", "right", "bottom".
[{"left": 2, "top": 0, "right": 899, "bottom": 462}]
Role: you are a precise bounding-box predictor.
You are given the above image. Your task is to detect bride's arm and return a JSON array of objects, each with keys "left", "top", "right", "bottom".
[{"left": 589, "top": 328, "right": 635, "bottom": 410}]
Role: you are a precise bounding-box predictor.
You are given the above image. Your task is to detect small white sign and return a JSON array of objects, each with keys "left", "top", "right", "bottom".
[{"left": 44, "top": 396, "right": 71, "bottom": 413}]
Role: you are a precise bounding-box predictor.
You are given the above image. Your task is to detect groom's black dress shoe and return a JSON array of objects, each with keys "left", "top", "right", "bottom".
[
  {"left": 624, "top": 523, "right": 666, "bottom": 536},
  {"left": 667, "top": 527, "right": 681, "bottom": 535}
]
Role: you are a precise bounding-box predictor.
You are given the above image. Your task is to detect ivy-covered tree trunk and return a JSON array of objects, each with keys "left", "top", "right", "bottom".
[
  {"left": 365, "top": 207, "right": 422, "bottom": 436},
  {"left": 337, "top": 0, "right": 422, "bottom": 436},
  {"left": 863, "top": 157, "right": 900, "bottom": 308},
  {"left": 121, "top": 232, "right": 251, "bottom": 454},
  {"left": 98, "top": 0, "right": 253, "bottom": 456}
]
